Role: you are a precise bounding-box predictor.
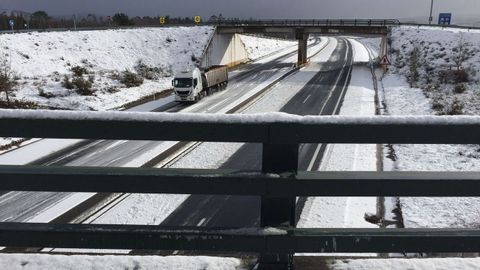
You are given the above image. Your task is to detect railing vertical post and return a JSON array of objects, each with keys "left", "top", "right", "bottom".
[{"left": 258, "top": 143, "right": 298, "bottom": 270}]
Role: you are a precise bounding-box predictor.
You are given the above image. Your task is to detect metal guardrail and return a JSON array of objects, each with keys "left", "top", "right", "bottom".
[
  {"left": 215, "top": 19, "right": 401, "bottom": 27},
  {"left": 2, "top": 110, "right": 480, "bottom": 268}
]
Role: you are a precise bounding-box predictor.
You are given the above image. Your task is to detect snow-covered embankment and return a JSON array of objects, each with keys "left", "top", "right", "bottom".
[{"left": 382, "top": 25, "right": 480, "bottom": 229}]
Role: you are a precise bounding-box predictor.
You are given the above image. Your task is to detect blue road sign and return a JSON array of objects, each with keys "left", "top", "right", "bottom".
[
  {"left": 8, "top": 19, "right": 14, "bottom": 27},
  {"left": 438, "top": 13, "right": 452, "bottom": 25}
]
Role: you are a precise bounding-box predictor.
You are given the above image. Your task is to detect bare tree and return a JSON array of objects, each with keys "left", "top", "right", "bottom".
[
  {"left": 452, "top": 33, "right": 469, "bottom": 71},
  {"left": 0, "top": 52, "right": 17, "bottom": 106}
]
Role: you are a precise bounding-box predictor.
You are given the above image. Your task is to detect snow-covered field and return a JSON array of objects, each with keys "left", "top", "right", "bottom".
[
  {"left": 0, "top": 26, "right": 214, "bottom": 111},
  {"left": 0, "top": 28, "right": 298, "bottom": 112},
  {"left": 390, "top": 25, "right": 480, "bottom": 115},
  {"left": 381, "top": 73, "right": 480, "bottom": 228},
  {"left": 332, "top": 257, "right": 480, "bottom": 270},
  {"left": 0, "top": 254, "right": 245, "bottom": 270},
  {"left": 381, "top": 25, "right": 480, "bottom": 229}
]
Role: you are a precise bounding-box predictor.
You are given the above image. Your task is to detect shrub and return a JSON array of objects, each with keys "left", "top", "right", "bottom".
[
  {"left": 407, "top": 46, "right": 421, "bottom": 87},
  {"left": 191, "top": 53, "right": 198, "bottom": 63},
  {"left": 0, "top": 55, "right": 17, "bottom": 106},
  {"left": 439, "top": 69, "right": 470, "bottom": 84},
  {"left": 71, "top": 66, "right": 89, "bottom": 77},
  {"left": 38, "top": 87, "right": 55, "bottom": 98},
  {"left": 61, "top": 75, "right": 74, "bottom": 89},
  {"left": 72, "top": 76, "right": 94, "bottom": 95},
  {"left": 135, "top": 61, "right": 160, "bottom": 80},
  {"left": 453, "top": 69, "right": 469, "bottom": 83},
  {"left": 120, "top": 70, "right": 143, "bottom": 87},
  {"left": 446, "top": 99, "right": 464, "bottom": 115},
  {"left": 454, "top": 83, "right": 467, "bottom": 94},
  {"left": 134, "top": 61, "right": 172, "bottom": 80},
  {"left": 0, "top": 99, "right": 37, "bottom": 109}
]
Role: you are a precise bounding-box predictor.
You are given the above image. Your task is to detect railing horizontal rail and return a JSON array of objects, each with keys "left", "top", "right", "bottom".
[
  {"left": 2, "top": 165, "right": 480, "bottom": 197},
  {"left": 2, "top": 110, "right": 480, "bottom": 144},
  {"left": 215, "top": 19, "right": 401, "bottom": 27},
  {"left": 1, "top": 223, "right": 479, "bottom": 253}
]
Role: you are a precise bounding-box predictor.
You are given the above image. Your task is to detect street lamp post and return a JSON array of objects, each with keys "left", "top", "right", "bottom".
[{"left": 429, "top": 0, "right": 434, "bottom": 24}]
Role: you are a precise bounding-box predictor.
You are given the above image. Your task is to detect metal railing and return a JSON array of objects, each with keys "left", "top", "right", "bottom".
[
  {"left": 214, "top": 19, "right": 401, "bottom": 27},
  {"left": 1, "top": 110, "right": 480, "bottom": 268}
]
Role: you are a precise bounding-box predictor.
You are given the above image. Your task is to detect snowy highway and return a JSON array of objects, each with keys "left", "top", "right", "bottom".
[
  {"left": 158, "top": 38, "right": 355, "bottom": 232},
  {"left": 0, "top": 37, "right": 327, "bottom": 223}
]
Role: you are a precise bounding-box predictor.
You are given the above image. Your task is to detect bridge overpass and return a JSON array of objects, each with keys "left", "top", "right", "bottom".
[{"left": 209, "top": 19, "right": 399, "bottom": 66}]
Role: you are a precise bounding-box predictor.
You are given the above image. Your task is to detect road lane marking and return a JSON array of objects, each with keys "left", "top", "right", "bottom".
[
  {"left": 307, "top": 144, "right": 322, "bottom": 171},
  {"left": 303, "top": 94, "right": 312, "bottom": 104},
  {"left": 197, "top": 217, "right": 207, "bottom": 226},
  {"left": 307, "top": 40, "right": 352, "bottom": 171}
]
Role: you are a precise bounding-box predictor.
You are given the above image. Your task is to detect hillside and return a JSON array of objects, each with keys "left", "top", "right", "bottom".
[
  {"left": 0, "top": 26, "right": 214, "bottom": 111},
  {"left": 382, "top": 25, "right": 480, "bottom": 229}
]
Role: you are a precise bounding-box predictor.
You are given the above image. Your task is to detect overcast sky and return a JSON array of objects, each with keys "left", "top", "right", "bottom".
[{"left": 1, "top": 0, "right": 479, "bottom": 21}]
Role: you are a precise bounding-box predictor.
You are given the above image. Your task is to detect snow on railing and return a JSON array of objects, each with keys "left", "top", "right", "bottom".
[{"left": 2, "top": 109, "right": 480, "bottom": 125}]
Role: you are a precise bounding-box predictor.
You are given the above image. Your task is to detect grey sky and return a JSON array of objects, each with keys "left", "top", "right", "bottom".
[{"left": 1, "top": 0, "right": 479, "bottom": 21}]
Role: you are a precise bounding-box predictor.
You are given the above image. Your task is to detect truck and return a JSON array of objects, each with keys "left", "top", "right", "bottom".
[{"left": 172, "top": 65, "right": 228, "bottom": 102}]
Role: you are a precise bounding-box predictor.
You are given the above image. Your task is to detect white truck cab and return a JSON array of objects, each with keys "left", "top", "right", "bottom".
[{"left": 172, "top": 68, "right": 203, "bottom": 102}]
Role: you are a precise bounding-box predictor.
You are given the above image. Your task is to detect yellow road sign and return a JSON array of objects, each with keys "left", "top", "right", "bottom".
[
  {"left": 194, "top": 16, "right": 201, "bottom": 24},
  {"left": 160, "top": 17, "right": 166, "bottom": 25}
]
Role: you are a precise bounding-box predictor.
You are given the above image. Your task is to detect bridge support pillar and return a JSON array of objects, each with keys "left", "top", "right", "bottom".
[
  {"left": 258, "top": 143, "right": 298, "bottom": 270},
  {"left": 296, "top": 28, "right": 308, "bottom": 66}
]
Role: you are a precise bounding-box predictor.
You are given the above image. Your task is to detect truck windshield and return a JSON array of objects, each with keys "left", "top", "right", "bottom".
[{"left": 173, "top": 78, "right": 193, "bottom": 88}]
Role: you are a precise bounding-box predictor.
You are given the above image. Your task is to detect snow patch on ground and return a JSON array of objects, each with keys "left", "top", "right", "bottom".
[
  {"left": 390, "top": 25, "right": 480, "bottom": 115},
  {"left": 348, "top": 39, "right": 371, "bottom": 63},
  {"left": 357, "top": 37, "right": 382, "bottom": 59},
  {"left": 0, "top": 138, "right": 83, "bottom": 165},
  {"left": 381, "top": 72, "right": 480, "bottom": 228},
  {"left": 239, "top": 35, "right": 296, "bottom": 60},
  {"left": 0, "top": 254, "right": 245, "bottom": 270},
  {"left": 332, "top": 258, "right": 480, "bottom": 270},
  {"left": 0, "top": 26, "right": 214, "bottom": 111}
]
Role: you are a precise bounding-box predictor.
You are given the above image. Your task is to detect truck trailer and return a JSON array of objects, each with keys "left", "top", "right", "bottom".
[{"left": 172, "top": 65, "right": 228, "bottom": 102}]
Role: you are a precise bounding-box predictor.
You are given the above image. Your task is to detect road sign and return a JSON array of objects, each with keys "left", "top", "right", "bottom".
[
  {"left": 379, "top": 55, "right": 391, "bottom": 65},
  {"left": 194, "top": 16, "right": 201, "bottom": 24},
  {"left": 8, "top": 19, "right": 14, "bottom": 27},
  {"left": 438, "top": 13, "right": 452, "bottom": 25},
  {"left": 160, "top": 17, "right": 166, "bottom": 25}
]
